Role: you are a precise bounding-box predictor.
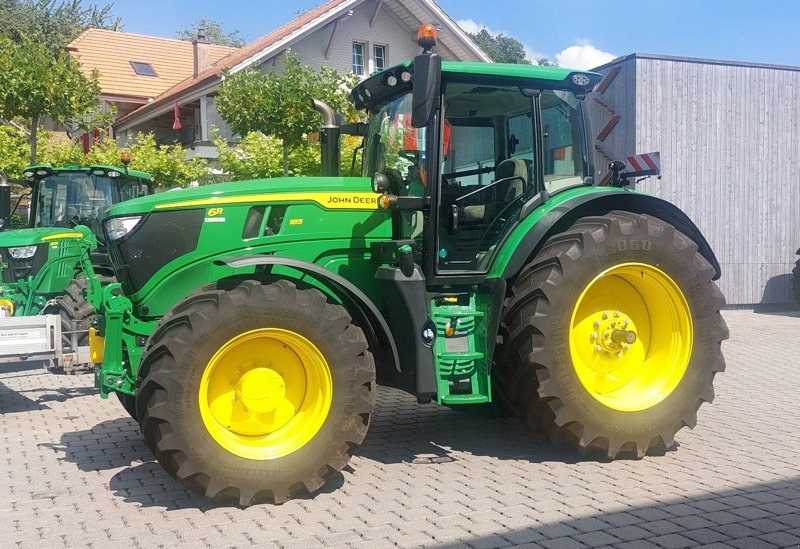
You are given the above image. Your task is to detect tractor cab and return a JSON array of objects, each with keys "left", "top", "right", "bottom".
[{"left": 352, "top": 32, "right": 599, "bottom": 284}]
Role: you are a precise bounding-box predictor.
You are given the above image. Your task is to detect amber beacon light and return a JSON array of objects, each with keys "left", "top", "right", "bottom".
[{"left": 417, "top": 23, "right": 437, "bottom": 51}]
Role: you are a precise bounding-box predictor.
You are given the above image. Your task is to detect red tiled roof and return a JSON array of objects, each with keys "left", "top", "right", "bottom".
[
  {"left": 115, "top": 0, "right": 352, "bottom": 126},
  {"left": 68, "top": 29, "right": 236, "bottom": 100}
]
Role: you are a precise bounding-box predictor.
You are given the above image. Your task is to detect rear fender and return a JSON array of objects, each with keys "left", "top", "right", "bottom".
[
  {"left": 216, "top": 255, "right": 400, "bottom": 373},
  {"left": 500, "top": 191, "right": 721, "bottom": 282}
]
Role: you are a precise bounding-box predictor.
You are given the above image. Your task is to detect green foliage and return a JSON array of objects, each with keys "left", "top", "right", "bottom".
[
  {"left": 0, "top": 0, "right": 121, "bottom": 53},
  {"left": 469, "top": 29, "right": 557, "bottom": 66},
  {"left": 0, "top": 129, "right": 208, "bottom": 187},
  {"left": 96, "top": 133, "right": 209, "bottom": 188},
  {"left": 0, "top": 126, "right": 31, "bottom": 179},
  {"left": 175, "top": 18, "right": 246, "bottom": 47},
  {"left": 215, "top": 132, "right": 363, "bottom": 180},
  {"left": 0, "top": 35, "right": 108, "bottom": 162},
  {"left": 215, "top": 52, "right": 359, "bottom": 175}
]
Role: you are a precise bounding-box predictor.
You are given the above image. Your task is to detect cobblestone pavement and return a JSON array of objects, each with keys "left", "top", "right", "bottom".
[{"left": 1, "top": 310, "right": 799, "bottom": 549}]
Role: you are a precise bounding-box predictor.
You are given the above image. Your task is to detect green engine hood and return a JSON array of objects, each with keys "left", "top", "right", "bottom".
[
  {"left": 104, "top": 176, "right": 375, "bottom": 217},
  {"left": 0, "top": 226, "right": 93, "bottom": 247}
]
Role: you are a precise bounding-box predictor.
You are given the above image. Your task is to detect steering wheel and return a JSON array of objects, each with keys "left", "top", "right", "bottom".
[{"left": 453, "top": 175, "right": 526, "bottom": 205}]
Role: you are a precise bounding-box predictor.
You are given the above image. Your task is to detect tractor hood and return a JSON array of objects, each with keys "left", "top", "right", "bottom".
[
  {"left": 0, "top": 226, "right": 93, "bottom": 247},
  {"left": 104, "top": 176, "right": 376, "bottom": 218}
]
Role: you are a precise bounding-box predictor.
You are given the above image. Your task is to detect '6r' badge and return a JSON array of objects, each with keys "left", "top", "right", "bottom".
[{"left": 205, "top": 207, "right": 226, "bottom": 223}]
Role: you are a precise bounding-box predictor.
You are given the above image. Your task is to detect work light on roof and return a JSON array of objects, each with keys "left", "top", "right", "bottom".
[
  {"left": 572, "top": 73, "right": 591, "bottom": 87},
  {"left": 23, "top": 171, "right": 34, "bottom": 179},
  {"left": 400, "top": 71, "right": 412, "bottom": 82},
  {"left": 386, "top": 74, "right": 398, "bottom": 86},
  {"left": 35, "top": 169, "right": 49, "bottom": 176}
]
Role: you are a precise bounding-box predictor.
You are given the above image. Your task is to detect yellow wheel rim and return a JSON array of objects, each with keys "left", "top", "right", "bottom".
[
  {"left": 569, "top": 262, "right": 693, "bottom": 412},
  {"left": 198, "top": 328, "right": 333, "bottom": 460}
]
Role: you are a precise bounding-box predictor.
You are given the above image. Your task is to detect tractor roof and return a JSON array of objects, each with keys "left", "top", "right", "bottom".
[
  {"left": 351, "top": 60, "right": 602, "bottom": 110},
  {"left": 24, "top": 164, "right": 154, "bottom": 181}
]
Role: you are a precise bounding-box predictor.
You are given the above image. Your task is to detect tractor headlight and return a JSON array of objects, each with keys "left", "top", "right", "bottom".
[
  {"left": 105, "top": 216, "right": 142, "bottom": 241},
  {"left": 8, "top": 245, "right": 38, "bottom": 259}
]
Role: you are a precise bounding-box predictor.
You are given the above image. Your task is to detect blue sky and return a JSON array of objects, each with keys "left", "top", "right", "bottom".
[{"left": 110, "top": 0, "right": 800, "bottom": 69}]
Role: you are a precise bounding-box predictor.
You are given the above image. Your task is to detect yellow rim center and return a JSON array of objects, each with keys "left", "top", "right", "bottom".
[
  {"left": 199, "top": 328, "right": 333, "bottom": 460},
  {"left": 569, "top": 263, "right": 693, "bottom": 412}
]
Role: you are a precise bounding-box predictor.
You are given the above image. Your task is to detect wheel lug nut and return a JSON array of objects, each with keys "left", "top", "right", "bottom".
[
  {"left": 603, "top": 332, "right": 610, "bottom": 339},
  {"left": 603, "top": 312, "right": 609, "bottom": 319},
  {"left": 614, "top": 311, "right": 620, "bottom": 317},
  {"left": 595, "top": 345, "right": 602, "bottom": 351},
  {"left": 594, "top": 320, "right": 601, "bottom": 327},
  {"left": 591, "top": 332, "right": 599, "bottom": 339}
]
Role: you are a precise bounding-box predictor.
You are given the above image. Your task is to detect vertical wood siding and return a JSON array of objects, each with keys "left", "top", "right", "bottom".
[{"left": 591, "top": 55, "right": 800, "bottom": 305}]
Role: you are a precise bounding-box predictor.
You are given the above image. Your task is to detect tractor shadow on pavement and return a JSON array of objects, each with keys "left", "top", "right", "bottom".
[
  {"left": 52, "top": 385, "right": 672, "bottom": 510},
  {"left": 53, "top": 416, "right": 346, "bottom": 510},
  {"left": 0, "top": 380, "right": 50, "bottom": 413},
  {"left": 358, "top": 387, "right": 673, "bottom": 467}
]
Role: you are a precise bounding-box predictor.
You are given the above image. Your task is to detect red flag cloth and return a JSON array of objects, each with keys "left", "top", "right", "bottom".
[{"left": 172, "top": 102, "right": 182, "bottom": 131}]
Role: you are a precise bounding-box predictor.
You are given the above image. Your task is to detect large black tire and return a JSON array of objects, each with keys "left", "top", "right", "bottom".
[
  {"left": 56, "top": 276, "right": 96, "bottom": 352},
  {"left": 116, "top": 392, "right": 138, "bottom": 420},
  {"left": 793, "top": 257, "right": 800, "bottom": 306},
  {"left": 136, "top": 279, "right": 376, "bottom": 506},
  {"left": 496, "top": 211, "right": 728, "bottom": 458},
  {"left": 55, "top": 274, "right": 115, "bottom": 351}
]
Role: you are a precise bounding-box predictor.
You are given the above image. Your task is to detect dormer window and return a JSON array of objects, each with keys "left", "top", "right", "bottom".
[{"left": 130, "top": 61, "right": 158, "bottom": 77}]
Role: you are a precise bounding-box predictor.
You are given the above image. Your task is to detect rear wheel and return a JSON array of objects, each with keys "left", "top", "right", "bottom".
[
  {"left": 136, "top": 279, "right": 376, "bottom": 506},
  {"left": 496, "top": 211, "right": 728, "bottom": 458}
]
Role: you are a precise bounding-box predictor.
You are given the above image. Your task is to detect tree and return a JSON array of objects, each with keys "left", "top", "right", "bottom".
[
  {"left": 0, "top": 0, "right": 121, "bottom": 53},
  {"left": 215, "top": 53, "right": 358, "bottom": 176},
  {"left": 469, "top": 28, "right": 557, "bottom": 66},
  {"left": 176, "top": 18, "right": 246, "bottom": 47},
  {"left": 0, "top": 36, "right": 108, "bottom": 163}
]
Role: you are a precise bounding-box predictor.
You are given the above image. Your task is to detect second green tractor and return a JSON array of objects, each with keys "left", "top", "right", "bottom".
[{"left": 89, "top": 29, "right": 727, "bottom": 505}]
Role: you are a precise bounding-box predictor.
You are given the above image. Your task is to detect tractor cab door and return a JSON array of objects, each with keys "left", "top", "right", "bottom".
[
  {"left": 434, "top": 83, "right": 536, "bottom": 275},
  {"left": 432, "top": 84, "right": 591, "bottom": 278}
]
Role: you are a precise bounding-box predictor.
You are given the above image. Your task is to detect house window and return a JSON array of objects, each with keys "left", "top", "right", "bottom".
[
  {"left": 130, "top": 61, "right": 157, "bottom": 77},
  {"left": 374, "top": 45, "right": 386, "bottom": 71},
  {"left": 352, "top": 42, "right": 365, "bottom": 75}
]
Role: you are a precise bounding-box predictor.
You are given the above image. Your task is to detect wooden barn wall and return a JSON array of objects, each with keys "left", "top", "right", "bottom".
[{"left": 591, "top": 56, "right": 800, "bottom": 306}]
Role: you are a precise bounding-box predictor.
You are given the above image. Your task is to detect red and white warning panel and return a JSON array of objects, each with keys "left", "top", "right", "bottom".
[{"left": 626, "top": 151, "right": 660, "bottom": 175}]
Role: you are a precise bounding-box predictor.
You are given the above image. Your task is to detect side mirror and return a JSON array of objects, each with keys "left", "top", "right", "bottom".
[{"left": 411, "top": 53, "right": 442, "bottom": 128}]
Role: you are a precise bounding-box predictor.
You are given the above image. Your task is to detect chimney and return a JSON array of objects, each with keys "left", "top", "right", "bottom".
[{"left": 192, "top": 28, "right": 211, "bottom": 77}]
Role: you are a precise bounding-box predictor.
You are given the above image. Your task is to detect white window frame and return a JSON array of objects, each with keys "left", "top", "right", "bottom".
[
  {"left": 352, "top": 42, "right": 366, "bottom": 75},
  {"left": 373, "top": 44, "right": 386, "bottom": 71}
]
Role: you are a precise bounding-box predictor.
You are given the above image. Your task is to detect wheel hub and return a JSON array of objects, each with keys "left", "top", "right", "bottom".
[
  {"left": 236, "top": 367, "right": 286, "bottom": 414},
  {"left": 589, "top": 310, "right": 637, "bottom": 358}
]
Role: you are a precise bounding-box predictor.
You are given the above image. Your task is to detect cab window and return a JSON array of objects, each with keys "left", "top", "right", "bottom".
[{"left": 541, "top": 90, "right": 588, "bottom": 193}]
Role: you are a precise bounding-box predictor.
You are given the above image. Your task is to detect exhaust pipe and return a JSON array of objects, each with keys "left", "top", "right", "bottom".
[
  {"left": 312, "top": 99, "right": 341, "bottom": 177},
  {"left": 0, "top": 170, "right": 10, "bottom": 231}
]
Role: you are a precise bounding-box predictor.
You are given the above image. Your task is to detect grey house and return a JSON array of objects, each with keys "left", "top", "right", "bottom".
[{"left": 588, "top": 53, "right": 800, "bottom": 306}]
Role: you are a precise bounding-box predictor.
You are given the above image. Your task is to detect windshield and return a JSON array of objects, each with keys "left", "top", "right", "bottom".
[
  {"left": 35, "top": 173, "right": 115, "bottom": 228},
  {"left": 364, "top": 92, "right": 429, "bottom": 197}
]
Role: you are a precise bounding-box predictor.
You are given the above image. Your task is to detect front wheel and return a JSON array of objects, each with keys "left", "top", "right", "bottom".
[
  {"left": 136, "top": 280, "right": 375, "bottom": 506},
  {"left": 496, "top": 211, "right": 728, "bottom": 458}
]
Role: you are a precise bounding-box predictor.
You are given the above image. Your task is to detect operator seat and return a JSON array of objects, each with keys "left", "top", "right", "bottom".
[{"left": 462, "top": 158, "right": 528, "bottom": 224}]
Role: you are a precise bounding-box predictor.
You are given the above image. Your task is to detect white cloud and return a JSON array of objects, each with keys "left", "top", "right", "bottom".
[
  {"left": 456, "top": 18, "right": 487, "bottom": 36},
  {"left": 555, "top": 40, "right": 616, "bottom": 70}
]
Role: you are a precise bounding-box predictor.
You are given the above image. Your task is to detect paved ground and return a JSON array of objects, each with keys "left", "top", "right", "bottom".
[{"left": 1, "top": 310, "right": 799, "bottom": 549}]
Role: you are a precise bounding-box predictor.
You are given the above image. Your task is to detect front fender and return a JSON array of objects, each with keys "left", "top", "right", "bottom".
[
  {"left": 492, "top": 189, "right": 721, "bottom": 282},
  {"left": 217, "top": 255, "right": 401, "bottom": 373}
]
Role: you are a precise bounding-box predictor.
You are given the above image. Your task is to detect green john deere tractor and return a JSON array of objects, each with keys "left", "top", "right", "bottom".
[
  {"left": 0, "top": 163, "right": 152, "bottom": 367},
  {"left": 90, "top": 28, "right": 727, "bottom": 505}
]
